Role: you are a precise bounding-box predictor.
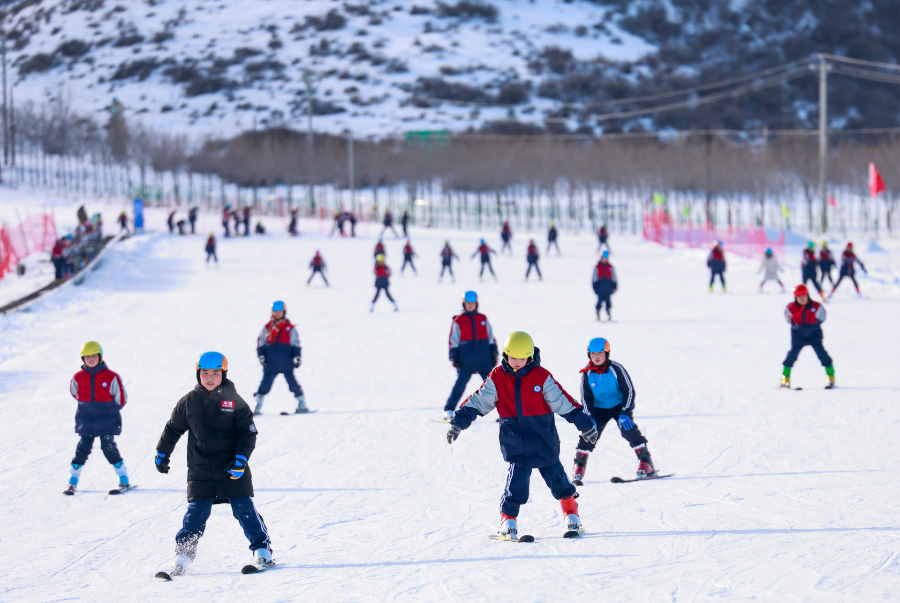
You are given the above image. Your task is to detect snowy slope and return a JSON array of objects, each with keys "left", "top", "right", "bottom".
[
  {"left": 1, "top": 205, "right": 900, "bottom": 601},
  {"left": 7, "top": 0, "right": 653, "bottom": 137}
]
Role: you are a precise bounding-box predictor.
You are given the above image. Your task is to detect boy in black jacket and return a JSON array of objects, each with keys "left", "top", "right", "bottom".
[{"left": 155, "top": 352, "right": 273, "bottom": 576}]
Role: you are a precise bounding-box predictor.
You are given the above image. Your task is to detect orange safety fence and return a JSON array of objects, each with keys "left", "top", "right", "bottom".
[{"left": 0, "top": 213, "right": 58, "bottom": 282}]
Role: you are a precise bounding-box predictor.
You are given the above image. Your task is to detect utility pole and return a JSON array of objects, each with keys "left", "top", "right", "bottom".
[
  {"left": 347, "top": 130, "right": 355, "bottom": 214},
  {"left": 2, "top": 30, "right": 7, "bottom": 167},
  {"left": 304, "top": 69, "right": 315, "bottom": 214},
  {"left": 817, "top": 54, "right": 831, "bottom": 234}
]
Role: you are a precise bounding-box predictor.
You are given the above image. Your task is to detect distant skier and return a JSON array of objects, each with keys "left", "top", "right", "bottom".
[
  {"left": 781, "top": 284, "right": 835, "bottom": 389},
  {"left": 288, "top": 207, "right": 299, "bottom": 237},
  {"left": 525, "top": 239, "right": 541, "bottom": 281},
  {"left": 330, "top": 210, "right": 344, "bottom": 237},
  {"left": 232, "top": 210, "right": 241, "bottom": 237},
  {"left": 371, "top": 254, "right": 398, "bottom": 312},
  {"left": 188, "top": 206, "right": 198, "bottom": 234},
  {"left": 707, "top": 241, "right": 726, "bottom": 292},
  {"left": 204, "top": 233, "right": 218, "bottom": 266},
  {"left": 255, "top": 221, "right": 265, "bottom": 235},
  {"left": 374, "top": 239, "right": 386, "bottom": 258},
  {"left": 801, "top": 242, "right": 825, "bottom": 300},
  {"left": 222, "top": 207, "right": 231, "bottom": 238},
  {"left": 439, "top": 241, "right": 459, "bottom": 283},
  {"left": 176, "top": 219, "right": 187, "bottom": 235},
  {"left": 64, "top": 341, "right": 129, "bottom": 495},
  {"left": 471, "top": 239, "right": 497, "bottom": 281},
  {"left": 401, "top": 208, "right": 410, "bottom": 237},
  {"left": 254, "top": 301, "right": 308, "bottom": 414},
  {"left": 382, "top": 209, "right": 399, "bottom": 237},
  {"left": 52, "top": 239, "right": 67, "bottom": 281},
  {"left": 308, "top": 251, "right": 329, "bottom": 286},
  {"left": 501, "top": 221, "right": 513, "bottom": 254},
  {"left": 597, "top": 225, "right": 609, "bottom": 252},
  {"left": 758, "top": 248, "right": 784, "bottom": 292},
  {"left": 348, "top": 211, "right": 357, "bottom": 237},
  {"left": 118, "top": 211, "right": 130, "bottom": 234},
  {"left": 447, "top": 331, "right": 599, "bottom": 541},
  {"left": 401, "top": 239, "right": 418, "bottom": 276},
  {"left": 242, "top": 207, "right": 251, "bottom": 237},
  {"left": 443, "top": 291, "right": 498, "bottom": 420},
  {"left": 571, "top": 337, "right": 656, "bottom": 486},
  {"left": 592, "top": 250, "right": 617, "bottom": 321},
  {"left": 830, "top": 242, "right": 867, "bottom": 297},
  {"left": 547, "top": 221, "right": 560, "bottom": 255},
  {"left": 819, "top": 241, "right": 836, "bottom": 287},
  {"left": 154, "top": 352, "right": 274, "bottom": 576},
  {"left": 167, "top": 210, "right": 177, "bottom": 234}
]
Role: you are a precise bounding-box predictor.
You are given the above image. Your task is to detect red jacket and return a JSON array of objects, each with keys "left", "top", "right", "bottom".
[
  {"left": 802, "top": 248, "right": 817, "bottom": 268},
  {"left": 70, "top": 363, "right": 127, "bottom": 436},
  {"left": 52, "top": 242, "right": 66, "bottom": 259},
  {"left": 403, "top": 244, "right": 414, "bottom": 255},
  {"left": 312, "top": 255, "right": 324, "bottom": 267},
  {"left": 595, "top": 263, "right": 614, "bottom": 279},
  {"left": 375, "top": 264, "right": 391, "bottom": 279},
  {"left": 527, "top": 243, "right": 538, "bottom": 257}
]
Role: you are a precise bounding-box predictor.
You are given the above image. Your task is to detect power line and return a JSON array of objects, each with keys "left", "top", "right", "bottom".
[
  {"left": 820, "top": 53, "right": 900, "bottom": 72},
  {"left": 831, "top": 64, "right": 900, "bottom": 86}
]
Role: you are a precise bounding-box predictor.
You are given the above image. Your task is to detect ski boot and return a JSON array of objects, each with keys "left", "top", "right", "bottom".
[
  {"left": 606, "top": 311, "right": 612, "bottom": 322},
  {"left": 561, "top": 495, "right": 583, "bottom": 536},
  {"left": 392, "top": 301, "right": 399, "bottom": 312},
  {"left": 595, "top": 309, "right": 600, "bottom": 321},
  {"left": 252, "top": 547, "right": 275, "bottom": 570},
  {"left": 254, "top": 394, "right": 265, "bottom": 415},
  {"left": 634, "top": 444, "right": 657, "bottom": 478},
  {"left": 498, "top": 513, "right": 518, "bottom": 540},
  {"left": 572, "top": 451, "right": 589, "bottom": 486},
  {"left": 826, "top": 366, "right": 835, "bottom": 389},
  {"left": 295, "top": 394, "right": 309, "bottom": 413},
  {"left": 113, "top": 461, "right": 129, "bottom": 489},
  {"left": 781, "top": 366, "right": 791, "bottom": 388},
  {"left": 64, "top": 463, "right": 82, "bottom": 494},
  {"left": 170, "top": 554, "right": 191, "bottom": 576},
  {"left": 64, "top": 484, "right": 76, "bottom": 495}
]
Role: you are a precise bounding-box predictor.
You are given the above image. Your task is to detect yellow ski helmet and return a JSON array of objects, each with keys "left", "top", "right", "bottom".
[
  {"left": 503, "top": 331, "right": 534, "bottom": 359},
  {"left": 376, "top": 253, "right": 386, "bottom": 262},
  {"left": 80, "top": 341, "right": 103, "bottom": 358}
]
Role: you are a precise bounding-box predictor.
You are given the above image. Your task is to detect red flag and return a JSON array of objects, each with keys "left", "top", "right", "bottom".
[
  {"left": 869, "top": 162, "right": 886, "bottom": 198},
  {"left": 828, "top": 195, "right": 837, "bottom": 207}
]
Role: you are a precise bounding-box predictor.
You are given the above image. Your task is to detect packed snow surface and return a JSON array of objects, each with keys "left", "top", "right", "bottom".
[{"left": 2, "top": 206, "right": 900, "bottom": 601}]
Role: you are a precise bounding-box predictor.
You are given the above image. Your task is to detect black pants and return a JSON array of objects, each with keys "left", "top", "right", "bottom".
[
  {"left": 710, "top": 270, "right": 725, "bottom": 287},
  {"left": 525, "top": 261, "right": 541, "bottom": 278},
  {"left": 547, "top": 240, "right": 560, "bottom": 253},
  {"left": 783, "top": 333, "right": 832, "bottom": 368},
  {"left": 440, "top": 263, "right": 454, "bottom": 280},
  {"left": 373, "top": 285, "right": 394, "bottom": 303},
  {"left": 502, "top": 240, "right": 512, "bottom": 253},
  {"left": 832, "top": 273, "right": 859, "bottom": 292},
  {"left": 576, "top": 405, "right": 647, "bottom": 453},
  {"left": 308, "top": 267, "right": 328, "bottom": 284},
  {"left": 53, "top": 258, "right": 65, "bottom": 279},
  {"left": 820, "top": 265, "right": 836, "bottom": 286},
  {"left": 445, "top": 368, "right": 491, "bottom": 411},
  {"left": 190, "top": 218, "right": 196, "bottom": 234},
  {"left": 479, "top": 259, "right": 495, "bottom": 277},
  {"left": 206, "top": 250, "right": 217, "bottom": 263},
  {"left": 401, "top": 256, "right": 417, "bottom": 275},
  {"left": 381, "top": 224, "right": 399, "bottom": 237},
  {"left": 802, "top": 270, "right": 822, "bottom": 293},
  {"left": 73, "top": 435, "right": 123, "bottom": 466}
]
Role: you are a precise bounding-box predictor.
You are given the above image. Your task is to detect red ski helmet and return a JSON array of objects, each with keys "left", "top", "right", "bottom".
[
  {"left": 847, "top": 242, "right": 854, "bottom": 249},
  {"left": 793, "top": 284, "right": 809, "bottom": 298}
]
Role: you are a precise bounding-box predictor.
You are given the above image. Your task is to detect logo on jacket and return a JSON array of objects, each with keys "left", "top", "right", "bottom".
[
  {"left": 533, "top": 385, "right": 542, "bottom": 393},
  {"left": 249, "top": 424, "right": 257, "bottom": 433},
  {"left": 102, "top": 382, "right": 108, "bottom": 387},
  {"left": 222, "top": 400, "right": 234, "bottom": 408},
  {"left": 481, "top": 321, "right": 486, "bottom": 325}
]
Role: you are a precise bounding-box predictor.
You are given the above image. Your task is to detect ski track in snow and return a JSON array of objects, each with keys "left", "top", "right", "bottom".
[{"left": 1, "top": 204, "right": 900, "bottom": 601}]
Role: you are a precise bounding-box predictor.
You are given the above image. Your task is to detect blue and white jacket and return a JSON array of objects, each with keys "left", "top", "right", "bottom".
[{"left": 579, "top": 360, "right": 635, "bottom": 411}]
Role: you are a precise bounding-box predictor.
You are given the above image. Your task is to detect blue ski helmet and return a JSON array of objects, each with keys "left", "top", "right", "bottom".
[
  {"left": 601, "top": 250, "right": 609, "bottom": 259},
  {"left": 765, "top": 248, "right": 773, "bottom": 255},
  {"left": 463, "top": 291, "right": 478, "bottom": 303},
  {"left": 480, "top": 238, "right": 485, "bottom": 244},
  {"left": 272, "top": 300, "right": 285, "bottom": 312},
  {"left": 587, "top": 337, "right": 610, "bottom": 356},
  {"left": 196, "top": 351, "right": 228, "bottom": 384}
]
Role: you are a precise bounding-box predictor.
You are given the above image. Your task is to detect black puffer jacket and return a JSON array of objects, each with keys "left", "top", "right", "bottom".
[{"left": 156, "top": 380, "right": 257, "bottom": 503}]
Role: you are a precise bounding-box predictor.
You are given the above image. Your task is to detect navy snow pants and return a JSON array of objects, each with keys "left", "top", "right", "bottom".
[
  {"left": 783, "top": 332, "right": 832, "bottom": 368},
  {"left": 53, "top": 258, "right": 65, "bottom": 279},
  {"left": 500, "top": 460, "right": 576, "bottom": 518},
  {"left": 401, "top": 256, "right": 417, "bottom": 275},
  {"left": 709, "top": 269, "right": 725, "bottom": 287},
  {"left": 256, "top": 369, "right": 303, "bottom": 397},
  {"left": 175, "top": 496, "right": 270, "bottom": 559},
  {"left": 72, "top": 435, "right": 123, "bottom": 466},
  {"left": 576, "top": 404, "right": 647, "bottom": 453},
  {"left": 526, "top": 261, "right": 541, "bottom": 279},
  {"left": 802, "top": 268, "right": 822, "bottom": 293},
  {"left": 308, "top": 266, "right": 328, "bottom": 285},
  {"left": 439, "top": 263, "right": 454, "bottom": 281},
  {"left": 445, "top": 368, "right": 491, "bottom": 411},
  {"left": 479, "top": 258, "right": 495, "bottom": 277}
]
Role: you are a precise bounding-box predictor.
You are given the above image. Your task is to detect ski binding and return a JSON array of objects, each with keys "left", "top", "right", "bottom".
[
  {"left": 109, "top": 484, "right": 137, "bottom": 495},
  {"left": 563, "top": 527, "right": 585, "bottom": 538},
  {"left": 489, "top": 534, "right": 534, "bottom": 543},
  {"left": 610, "top": 473, "right": 675, "bottom": 484}
]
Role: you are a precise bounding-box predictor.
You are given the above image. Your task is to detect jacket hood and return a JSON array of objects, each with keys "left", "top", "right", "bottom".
[{"left": 502, "top": 347, "right": 542, "bottom": 377}]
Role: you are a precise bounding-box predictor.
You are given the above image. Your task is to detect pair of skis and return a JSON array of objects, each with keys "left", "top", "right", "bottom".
[
  {"left": 489, "top": 527, "right": 584, "bottom": 543},
  {"left": 156, "top": 561, "right": 274, "bottom": 580},
  {"left": 63, "top": 484, "right": 137, "bottom": 496}
]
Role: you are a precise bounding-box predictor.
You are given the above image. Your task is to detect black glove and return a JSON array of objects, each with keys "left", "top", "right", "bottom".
[
  {"left": 259, "top": 355, "right": 266, "bottom": 367},
  {"left": 452, "top": 358, "right": 461, "bottom": 369},
  {"left": 293, "top": 356, "right": 301, "bottom": 368},
  {"left": 492, "top": 355, "right": 498, "bottom": 367},
  {"left": 581, "top": 426, "right": 599, "bottom": 445},
  {"left": 155, "top": 451, "right": 170, "bottom": 474},
  {"left": 447, "top": 425, "right": 461, "bottom": 444}
]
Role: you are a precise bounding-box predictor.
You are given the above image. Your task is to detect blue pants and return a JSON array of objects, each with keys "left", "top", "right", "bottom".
[
  {"left": 710, "top": 269, "right": 725, "bottom": 287},
  {"left": 256, "top": 369, "right": 303, "bottom": 397},
  {"left": 439, "top": 263, "right": 454, "bottom": 280},
  {"left": 500, "top": 461, "right": 576, "bottom": 518},
  {"left": 445, "top": 368, "right": 490, "bottom": 411},
  {"left": 53, "top": 258, "right": 65, "bottom": 279},
  {"left": 72, "top": 435, "right": 122, "bottom": 466},
  {"left": 479, "top": 259, "right": 495, "bottom": 277},
  {"left": 802, "top": 269, "right": 822, "bottom": 293},
  {"left": 783, "top": 335, "right": 832, "bottom": 368},
  {"left": 525, "top": 261, "right": 541, "bottom": 278},
  {"left": 308, "top": 267, "right": 328, "bottom": 284},
  {"left": 175, "top": 496, "right": 270, "bottom": 559}
]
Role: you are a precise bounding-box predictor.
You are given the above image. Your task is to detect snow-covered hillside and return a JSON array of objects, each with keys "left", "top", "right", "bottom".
[
  {"left": 2, "top": 200, "right": 900, "bottom": 601},
  {"left": 6, "top": 0, "right": 652, "bottom": 136}
]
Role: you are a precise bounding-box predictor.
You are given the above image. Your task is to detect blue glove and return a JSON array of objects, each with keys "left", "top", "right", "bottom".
[
  {"left": 226, "top": 455, "right": 248, "bottom": 479},
  {"left": 618, "top": 415, "right": 635, "bottom": 430},
  {"left": 155, "top": 451, "right": 169, "bottom": 474}
]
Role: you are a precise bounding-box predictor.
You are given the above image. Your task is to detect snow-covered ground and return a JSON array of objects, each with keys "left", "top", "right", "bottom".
[{"left": 2, "top": 204, "right": 900, "bottom": 601}]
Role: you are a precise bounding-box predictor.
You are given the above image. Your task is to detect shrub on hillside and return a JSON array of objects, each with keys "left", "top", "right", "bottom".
[
  {"left": 111, "top": 58, "right": 160, "bottom": 81},
  {"left": 436, "top": 1, "right": 498, "bottom": 22},
  {"left": 56, "top": 39, "right": 91, "bottom": 57}
]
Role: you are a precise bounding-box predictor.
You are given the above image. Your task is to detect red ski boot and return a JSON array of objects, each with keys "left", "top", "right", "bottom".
[
  {"left": 572, "top": 451, "right": 589, "bottom": 486},
  {"left": 560, "top": 495, "right": 583, "bottom": 537},
  {"left": 634, "top": 444, "right": 658, "bottom": 478}
]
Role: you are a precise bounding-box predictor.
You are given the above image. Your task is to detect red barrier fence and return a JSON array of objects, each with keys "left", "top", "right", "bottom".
[
  {"left": 643, "top": 208, "right": 785, "bottom": 262},
  {"left": 0, "top": 213, "right": 57, "bottom": 281}
]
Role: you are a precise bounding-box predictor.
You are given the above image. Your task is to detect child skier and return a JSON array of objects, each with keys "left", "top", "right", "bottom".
[
  {"left": 222, "top": 207, "right": 231, "bottom": 238},
  {"left": 447, "top": 332, "right": 599, "bottom": 540},
  {"left": 374, "top": 239, "right": 386, "bottom": 258},
  {"left": 443, "top": 291, "right": 498, "bottom": 420},
  {"left": 592, "top": 251, "right": 617, "bottom": 321},
  {"left": 547, "top": 221, "right": 560, "bottom": 255},
  {"left": 288, "top": 207, "right": 299, "bottom": 236},
  {"left": 830, "top": 242, "right": 867, "bottom": 297},
  {"left": 382, "top": 210, "right": 400, "bottom": 237},
  {"left": 758, "top": 248, "right": 783, "bottom": 292},
  {"left": 570, "top": 338, "right": 656, "bottom": 486},
  {"left": 154, "top": 352, "right": 273, "bottom": 577},
  {"left": 471, "top": 239, "right": 497, "bottom": 281},
  {"left": 439, "top": 241, "right": 459, "bottom": 283},
  {"left": 254, "top": 301, "right": 308, "bottom": 414},
  {"left": 819, "top": 241, "right": 836, "bottom": 287},
  {"left": 525, "top": 239, "right": 541, "bottom": 281},
  {"left": 801, "top": 242, "right": 825, "bottom": 300},
  {"left": 188, "top": 207, "right": 198, "bottom": 234},
  {"left": 372, "top": 254, "right": 398, "bottom": 312},
  {"left": 781, "top": 284, "right": 835, "bottom": 389},
  {"left": 167, "top": 210, "right": 177, "bottom": 234},
  {"left": 401, "top": 208, "right": 410, "bottom": 237},
  {"left": 500, "top": 221, "right": 513, "bottom": 254},
  {"left": 118, "top": 211, "right": 130, "bottom": 234},
  {"left": 707, "top": 241, "right": 726, "bottom": 292},
  {"left": 205, "top": 233, "right": 218, "bottom": 265},
  {"left": 401, "top": 240, "right": 418, "bottom": 276},
  {"left": 597, "top": 225, "right": 609, "bottom": 252},
  {"left": 65, "top": 341, "right": 130, "bottom": 495},
  {"left": 308, "top": 251, "right": 329, "bottom": 286}
]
